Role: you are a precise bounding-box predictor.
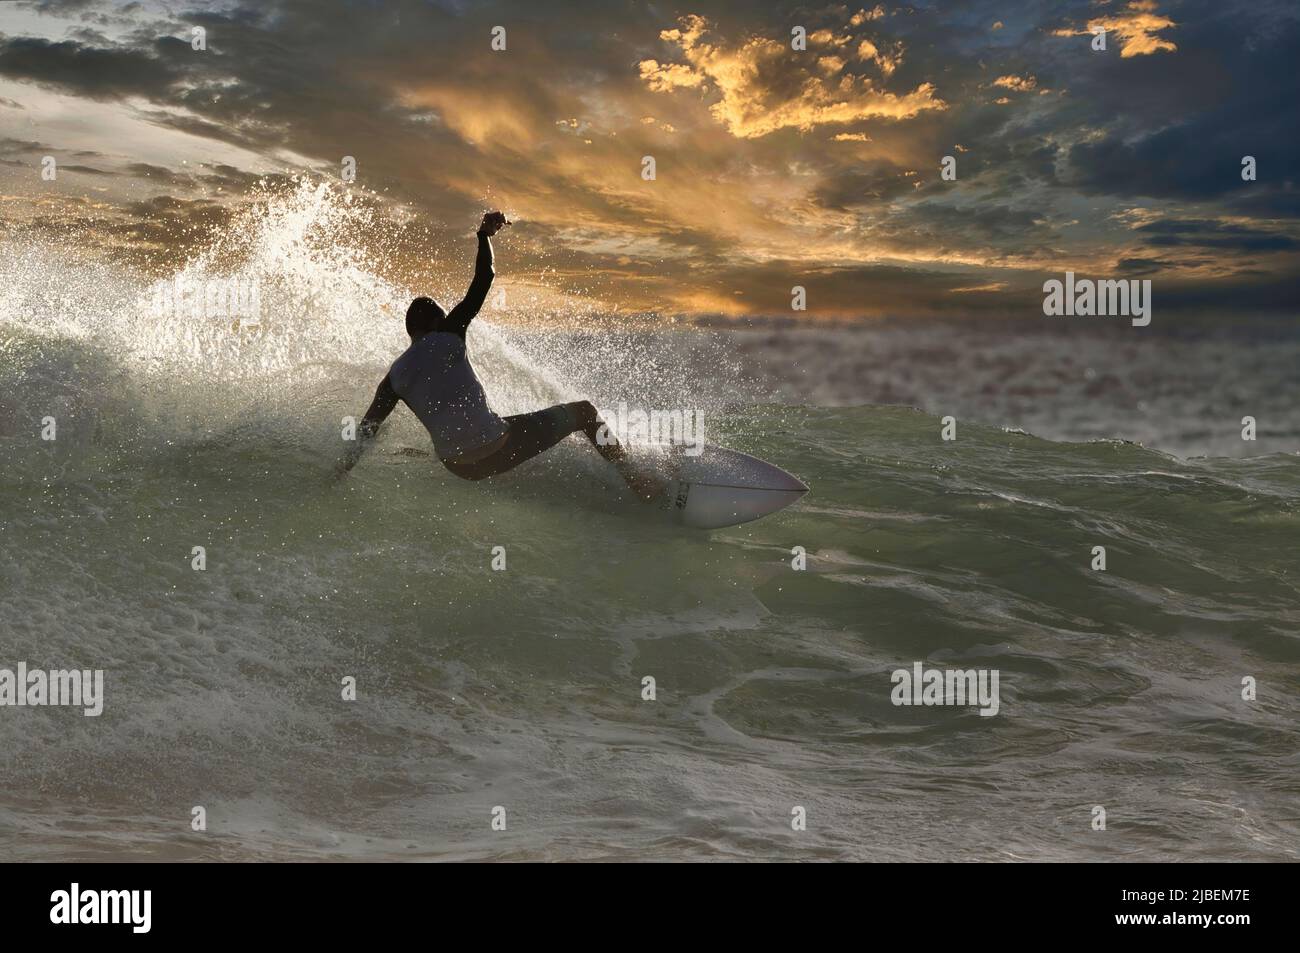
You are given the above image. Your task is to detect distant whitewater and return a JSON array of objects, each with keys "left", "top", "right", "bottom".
[{"left": 1, "top": 180, "right": 1297, "bottom": 860}]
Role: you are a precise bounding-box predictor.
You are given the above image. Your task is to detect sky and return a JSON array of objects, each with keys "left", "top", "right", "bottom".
[{"left": 0, "top": 0, "right": 1296, "bottom": 320}]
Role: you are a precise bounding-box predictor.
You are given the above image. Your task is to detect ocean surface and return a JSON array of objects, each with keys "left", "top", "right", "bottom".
[{"left": 2, "top": 183, "right": 1297, "bottom": 861}]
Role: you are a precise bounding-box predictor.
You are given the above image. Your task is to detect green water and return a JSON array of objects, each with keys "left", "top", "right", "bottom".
[{"left": 3, "top": 391, "right": 1297, "bottom": 860}]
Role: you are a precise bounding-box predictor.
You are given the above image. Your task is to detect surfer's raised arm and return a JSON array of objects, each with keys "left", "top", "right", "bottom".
[
  {"left": 443, "top": 211, "right": 510, "bottom": 336},
  {"left": 335, "top": 376, "right": 399, "bottom": 476}
]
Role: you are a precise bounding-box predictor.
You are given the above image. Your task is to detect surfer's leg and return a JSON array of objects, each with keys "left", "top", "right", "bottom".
[
  {"left": 444, "top": 401, "right": 661, "bottom": 500},
  {"left": 566, "top": 400, "right": 625, "bottom": 463},
  {"left": 567, "top": 401, "right": 663, "bottom": 502},
  {"left": 443, "top": 403, "right": 585, "bottom": 481}
]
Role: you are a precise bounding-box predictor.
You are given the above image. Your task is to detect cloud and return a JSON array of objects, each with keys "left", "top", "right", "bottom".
[
  {"left": 855, "top": 38, "right": 903, "bottom": 76},
  {"left": 637, "top": 60, "right": 705, "bottom": 92},
  {"left": 1116, "top": 256, "right": 1178, "bottom": 275},
  {"left": 18, "top": 0, "right": 99, "bottom": 14},
  {"left": 108, "top": 193, "right": 233, "bottom": 257},
  {"left": 638, "top": 14, "right": 945, "bottom": 139},
  {"left": 1134, "top": 218, "right": 1297, "bottom": 252},
  {"left": 992, "top": 74, "right": 1036, "bottom": 92},
  {"left": 1067, "top": 123, "right": 1281, "bottom": 205},
  {"left": 850, "top": 6, "right": 886, "bottom": 27},
  {"left": 0, "top": 36, "right": 179, "bottom": 100},
  {"left": 0, "top": 136, "right": 53, "bottom": 155},
  {"left": 0, "top": 0, "right": 1292, "bottom": 321},
  {"left": 1052, "top": 1, "right": 1178, "bottom": 59},
  {"left": 813, "top": 160, "right": 918, "bottom": 209}
]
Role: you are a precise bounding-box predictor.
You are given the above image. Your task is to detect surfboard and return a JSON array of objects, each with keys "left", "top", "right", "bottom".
[
  {"left": 393, "top": 443, "right": 808, "bottom": 528},
  {"left": 659, "top": 444, "right": 808, "bottom": 529}
]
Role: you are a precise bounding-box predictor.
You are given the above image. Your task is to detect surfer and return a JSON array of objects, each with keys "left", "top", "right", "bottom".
[{"left": 336, "top": 211, "right": 661, "bottom": 500}]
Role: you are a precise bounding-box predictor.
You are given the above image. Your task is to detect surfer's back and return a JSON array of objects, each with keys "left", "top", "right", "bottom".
[{"left": 387, "top": 331, "right": 507, "bottom": 461}]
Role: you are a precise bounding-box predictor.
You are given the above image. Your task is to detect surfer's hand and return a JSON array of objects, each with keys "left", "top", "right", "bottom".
[{"left": 478, "top": 211, "right": 510, "bottom": 236}]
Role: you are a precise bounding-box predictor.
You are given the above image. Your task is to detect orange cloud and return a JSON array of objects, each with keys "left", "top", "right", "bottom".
[
  {"left": 398, "top": 87, "right": 538, "bottom": 147},
  {"left": 637, "top": 15, "right": 945, "bottom": 139},
  {"left": 850, "top": 6, "right": 886, "bottom": 26},
  {"left": 637, "top": 60, "right": 706, "bottom": 92},
  {"left": 857, "top": 38, "right": 904, "bottom": 76},
  {"left": 1053, "top": 1, "right": 1178, "bottom": 58},
  {"left": 993, "top": 74, "right": 1037, "bottom": 92}
]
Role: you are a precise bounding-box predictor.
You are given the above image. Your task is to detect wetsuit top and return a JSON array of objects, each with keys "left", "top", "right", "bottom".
[{"left": 373, "top": 233, "right": 509, "bottom": 461}]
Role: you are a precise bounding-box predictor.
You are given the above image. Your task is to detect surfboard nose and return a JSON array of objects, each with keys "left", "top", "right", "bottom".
[
  {"left": 759, "top": 459, "right": 808, "bottom": 494},
  {"left": 781, "top": 470, "right": 809, "bottom": 494},
  {"left": 765, "top": 471, "right": 807, "bottom": 495},
  {"left": 672, "top": 445, "right": 809, "bottom": 528}
]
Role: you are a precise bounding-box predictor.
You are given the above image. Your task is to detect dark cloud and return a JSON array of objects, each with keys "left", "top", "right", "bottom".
[
  {"left": 1116, "top": 256, "right": 1178, "bottom": 276},
  {"left": 0, "top": 137, "right": 52, "bottom": 154},
  {"left": 1056, "top": 4, "right": 1299, "bottom": 216},
  {"left": 123, "top": 162, "right": 185, "bottom": 185},
  {"left": 59, "top": 163, "right": 116, "bottom": 175},
  {"left": 867, "top": 199, "right": 1063, "bottom": 261},
  {"left": 106, "top": 193, "right": 235, "bottom": 262},
  {"left": 0, "top": 36, "right": 179, "bottom": 100},
  {"left": 697, "top": 258, "right": 1043, "bottom": 320},
  {"left": 813, "top": 161, "right": 917, "bottom": 209},
  {"left": 66, "top": 27, "right": 112, "bottom": 45},
  {"left": 1135, "top": 219, "right": 1298, "bottom": 253},
  {"left": 17, "top": 0, "right": 99, "bottom": 14}
]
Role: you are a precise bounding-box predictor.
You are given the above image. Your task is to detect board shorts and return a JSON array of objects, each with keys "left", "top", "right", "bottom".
[{"left": 442, "top": 402, "right": 584, "bottom": 481}]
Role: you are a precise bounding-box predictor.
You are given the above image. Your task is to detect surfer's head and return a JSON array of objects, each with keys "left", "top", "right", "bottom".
[{"left": 406, "top": 296, "right": 446, "bottom": 340}]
